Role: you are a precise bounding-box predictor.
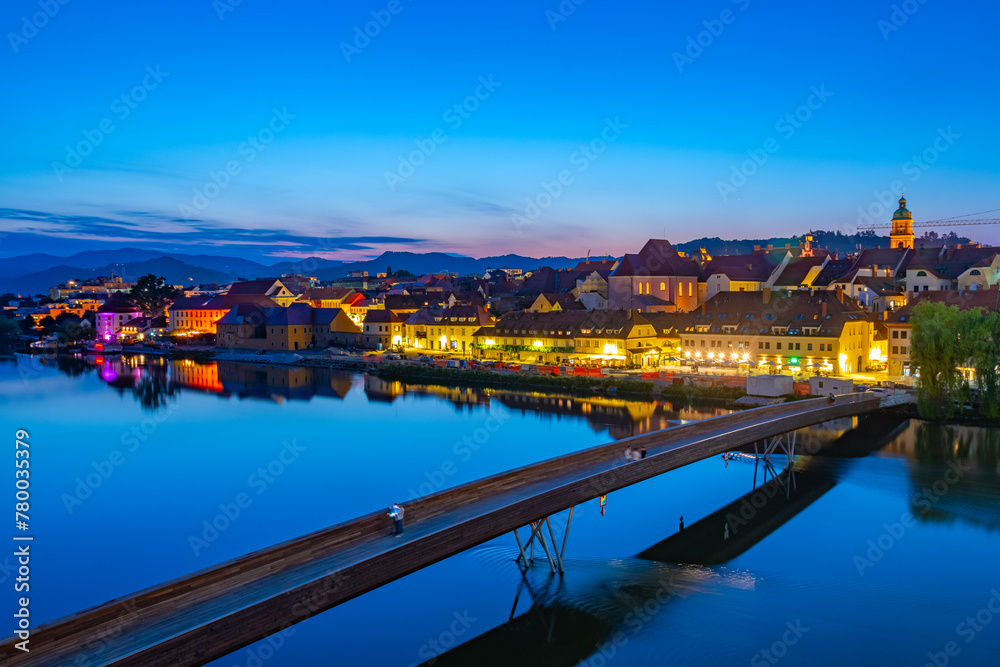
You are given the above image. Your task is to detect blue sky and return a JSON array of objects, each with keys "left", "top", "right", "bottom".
[{"left": 1, "top": 0, "right": 998, "bottom": 262}]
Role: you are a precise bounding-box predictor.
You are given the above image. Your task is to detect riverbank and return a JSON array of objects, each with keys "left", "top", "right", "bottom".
[
  {"left": 881, "top": 401, "right": 1000, "bottom": 429},
  {"left": 371, "top": 363, "right": 657, "bottom": 398}
]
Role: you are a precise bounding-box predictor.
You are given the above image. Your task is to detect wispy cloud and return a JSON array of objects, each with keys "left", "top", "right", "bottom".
[{"left": 0, "top": 208, "right": 428, "bottom": 260}]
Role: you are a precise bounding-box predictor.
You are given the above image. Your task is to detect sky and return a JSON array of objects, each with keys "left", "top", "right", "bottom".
[{"left": 1, "top": 0, "right": 998, "bottom": 263}]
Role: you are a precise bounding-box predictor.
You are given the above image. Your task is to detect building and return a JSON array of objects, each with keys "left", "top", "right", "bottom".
[
  {"left": 889, "top": 195, "right": 915, "bottom": 250},
  {"left": 678, "top": 289, "right": 875, "bottom": 375},
  {"left": 402, "top": 306, "right": 493, "bottom": 353},
  {"left": 608, "top": 239, "right": 701, "bottom": 312},
  {"left": 49, "top": 275, "right": 135, "bottom": 300},
  {"left": 699, "top": 253, "right": 785, "bottom": 302},
  {"left": 96, "top": 297, "right": 143, "bottom": 340},
  {"left": 527, "top": 293, "right": 585, "bottom": 313},
  {"left": 215, "top": 303, "right": 361, "bottom": 351},
  {"left": 225, "top": 279, "right": 297, "bottom": 307},
  {"left": 476, "top": 309, "right": 665, "bottom": 367},
  {"left": 120, "top": 316, "right": 168, "bottom": 340},
  {"left": 167, "top": 295, "right": 230, "bottom": 335},
  {"left": 362, "top": 310, "right": 408, "bottom": 350}
]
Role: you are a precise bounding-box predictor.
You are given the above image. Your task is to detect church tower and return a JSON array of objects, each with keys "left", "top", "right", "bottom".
[{"left": 889, "top": 194, "right": 914, "bottom": 249}]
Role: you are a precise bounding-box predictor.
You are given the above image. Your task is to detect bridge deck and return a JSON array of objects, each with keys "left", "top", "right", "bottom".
[{"left": 1, "top": 394, "right": 881, "bottom": 666}]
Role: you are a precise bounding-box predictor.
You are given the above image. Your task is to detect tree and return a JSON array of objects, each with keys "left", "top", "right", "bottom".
[
  {"left": 0, "top": 316, "right": 19, "bottom": 352},
  {"left": 966, "top": 310, "right": 1000, "bottom": 419},
  {"left": 37, "top": 316, "right": 58, "bottom": 336},
  {"left": 910, "top": 302, "right": 974, "bottom": 419},
  {"left": 129, "top": 274, "right": 179, "bottom": 317}
]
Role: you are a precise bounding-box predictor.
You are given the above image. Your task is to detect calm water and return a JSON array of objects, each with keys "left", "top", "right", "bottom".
[{"left": 2, "top": 355, "right": 999, "bottom": 666}]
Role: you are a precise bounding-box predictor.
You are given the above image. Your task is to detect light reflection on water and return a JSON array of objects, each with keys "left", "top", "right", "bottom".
[{"left": 3, "top": 356, "right": 1000, "bottom": 666}]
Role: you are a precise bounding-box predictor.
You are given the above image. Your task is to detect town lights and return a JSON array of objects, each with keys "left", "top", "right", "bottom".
[
  {"left": 731, "top": 353, "right": 738, "bottom": 360},
  {"left": 484, "top": 339, "right": 496, "bottom": 346},
  {"left": 533, "top": 340, "right": 543, "bottom": 348},
  {"left": 708, "top": 352, "right": 715, "bottom": 359},
  {"left": 684, "top": 351, "right": 691, "bottom": 357},
  {"left": 741, "top": 354, "right": 749, "bottom": 361},
  {"left": 838, "top": 353, "right": 848, "bottom": 371},
  {"left": 603, "top": 343, "right": 618, "bottom": 355}
]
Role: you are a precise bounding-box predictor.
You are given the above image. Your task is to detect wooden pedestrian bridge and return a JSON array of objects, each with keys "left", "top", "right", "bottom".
[{"left": 2, "top": 393, "right": 885, "bottom": 666}]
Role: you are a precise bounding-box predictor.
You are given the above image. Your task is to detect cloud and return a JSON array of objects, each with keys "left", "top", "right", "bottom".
[{"left": 0, "top": 208, "right": 429, "bottom": 260}]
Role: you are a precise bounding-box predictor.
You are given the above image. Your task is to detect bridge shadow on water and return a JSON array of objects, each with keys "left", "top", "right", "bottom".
[{"left": 419, "top": 414, "right": 909, "bottom": 667}]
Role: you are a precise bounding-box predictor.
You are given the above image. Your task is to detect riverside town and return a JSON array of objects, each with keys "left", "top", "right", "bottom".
[{"left": 3, "top": 2, "right": 999, "bottom": 665}]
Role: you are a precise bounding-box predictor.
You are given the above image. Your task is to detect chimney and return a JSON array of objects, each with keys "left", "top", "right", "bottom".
[
  {"left": 822, "top": 301, "right": 827, "bottom": 317},
  {"left": 700, "top": 302, "right": 706, "bottom": 315},
  {"left": 762, "top": 288, "right": 771, "bottom": 304},
  {"left": 835, "top": 285, "right": 844, "bottom": 303}
]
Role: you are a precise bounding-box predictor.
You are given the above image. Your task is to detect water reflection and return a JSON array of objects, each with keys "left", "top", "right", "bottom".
[
  {"left": 422, "top": 415, "right": 996, "bottom": 667},
  {"left": 50, "top": 355, "right": 733, "bottom": 437}
]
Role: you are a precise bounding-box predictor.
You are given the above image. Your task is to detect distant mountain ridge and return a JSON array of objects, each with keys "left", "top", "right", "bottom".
[
  {"left": 1, "top": 229, "right": 977, "bottom": 296},
  {"left": 0, "top": 249, "right": 592, "bottom": 296}
]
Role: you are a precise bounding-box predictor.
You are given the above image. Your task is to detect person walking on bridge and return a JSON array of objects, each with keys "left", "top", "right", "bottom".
[
  {"left": 623, "top": 447, "right": 633, "bottom": 464},
  {"left": 389, "top": 503, "right": 405, "bottom": 536}
]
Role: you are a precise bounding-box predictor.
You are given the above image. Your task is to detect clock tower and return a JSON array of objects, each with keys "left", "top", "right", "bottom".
[{"left": 889, "top": 194, "right": 914, "bottom": 249}]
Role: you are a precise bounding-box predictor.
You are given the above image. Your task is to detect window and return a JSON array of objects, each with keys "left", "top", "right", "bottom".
[
  {"left": 765, "top": 342, "right": 770, "bottom": 349},
  {"left": 916, "top": 271, "right": 927, "bottom": 277},
  {"left": 819, "top": 344, "right": 825, "bottom": 351},
  {"left": 807, "top": 343, "right": 812, "bottom": 351},
  {"left": 901, "top": 331, "right": 907, "bottom": 339},
  {"left": 892, "top": 346, "right": 899, "bottom": 355},
  {"left": 901, "top": 346, "right": 908, "bottom": 355},
  {"left": 892, "top": 331, "right": 898, "bottom": 339},
  {"left": 776, "top": 342, "right": 782, "bottom": 350},
  {"left": 795, "top": 343, "right": 801, "bottom": 350},
  {"left": 758, "top": 342, "right": 763, "bottom": 349},
  {"left": 660, "top": 282, "right": 665, "bottom": 291}
]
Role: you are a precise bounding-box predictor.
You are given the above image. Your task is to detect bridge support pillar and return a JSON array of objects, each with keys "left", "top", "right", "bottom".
[{"left": 513, "top": 506, "right": 574, "bottom": 574}]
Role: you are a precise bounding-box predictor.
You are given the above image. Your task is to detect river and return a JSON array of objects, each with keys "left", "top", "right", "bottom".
[{"left": 2, "top": 355, "right": 999, "bottom": 666}]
